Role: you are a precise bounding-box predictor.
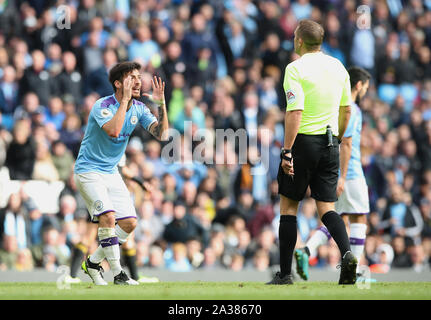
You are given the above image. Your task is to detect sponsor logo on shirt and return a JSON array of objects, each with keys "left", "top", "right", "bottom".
[
  {"left": 131, "top": 115, "right": 138, "bottom": 125},
  {"left": 94, "top": 200, "right": 104, "bottom": 211},
  {"left": 101, "top": 109, "right": 112, "bottom": 118}
]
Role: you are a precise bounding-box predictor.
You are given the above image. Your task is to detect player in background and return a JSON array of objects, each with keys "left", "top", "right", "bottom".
[
  {"left": 294, "top": 66, "right": 371, "bottom": 281},
  {"left": 74, "top": 61, "right": 168, "bottom": 285}
]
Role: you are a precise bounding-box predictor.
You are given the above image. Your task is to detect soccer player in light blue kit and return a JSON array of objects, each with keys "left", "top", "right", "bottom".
[
  {"left": 295, "top": 67, "right": 371, "bottom": 280},
  {"left": 74, "top": 62, "right": 168, "bottom": 285}
]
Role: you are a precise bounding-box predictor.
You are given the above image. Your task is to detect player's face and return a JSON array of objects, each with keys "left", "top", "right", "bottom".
[
  {"left": 358, "top": 80, "right": 369, "bottom": 99},
  {"left": 127, "top": 69, "right": 142, "bottom": 98}
]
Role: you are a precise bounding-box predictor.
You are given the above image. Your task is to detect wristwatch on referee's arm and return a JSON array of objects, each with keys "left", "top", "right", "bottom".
[{"left": 280, "top": 148, "right": 292, "bottom": 162}]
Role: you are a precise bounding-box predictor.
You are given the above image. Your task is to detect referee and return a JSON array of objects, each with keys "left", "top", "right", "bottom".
[{"left": 267, "top": 20, "right": 356, "bottom": 285}]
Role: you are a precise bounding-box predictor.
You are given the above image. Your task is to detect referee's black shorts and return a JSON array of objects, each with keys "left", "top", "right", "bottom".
[{"left": 278, "top": 134, "right": 340, "bottom": 202}]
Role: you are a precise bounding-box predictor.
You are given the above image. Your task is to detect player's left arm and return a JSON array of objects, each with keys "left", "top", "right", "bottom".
[
  {"left": 144, "top": 76, "right": 169, "bottom": 141},
  {"left": 338, "top": 72, "right": 352, "bottom": 141},
  {"left": 337, "top": 136, "right": 352, "bottom": 196},
  {"left": 337, "top": 101, "right": 354, "bottom": 196}
]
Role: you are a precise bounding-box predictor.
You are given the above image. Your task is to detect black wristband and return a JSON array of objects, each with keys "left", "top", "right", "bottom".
[{"left": 280, "top": 148, "right": 292, "bottom": 161}]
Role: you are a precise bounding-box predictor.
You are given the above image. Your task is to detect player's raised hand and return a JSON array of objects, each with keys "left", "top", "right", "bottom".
[
  {"left": 143, "top": 76, "right": 165, "bottom": 104},
  {"left": 122, "top": 75, "right": 133, "bottom": 102}
]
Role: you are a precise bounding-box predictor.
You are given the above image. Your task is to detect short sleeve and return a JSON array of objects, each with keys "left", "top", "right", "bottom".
[
  {"left": 283, "top": 65, "right": 305, "bottom": 111},
  {"left": 343, "top": 108, "right": 355, "bottom": 138},
  {"left": 139, "top": 103, "right": 157, "bottom": 131},
  {"left": 92, "top": 102, "right": 115, "bottom": 128},
  {"left": 340, "top": 72, "right": 351, "bottom": 106}
]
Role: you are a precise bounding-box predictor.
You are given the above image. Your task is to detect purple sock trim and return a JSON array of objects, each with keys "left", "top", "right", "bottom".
[
  {"left": 350, "top": 237, "right": 365, "bottom": 245},
  {"left": 100, "top": 236, "right": 119, "bottom": 248},
  {"left": 318, "top": 226, "right": 332, "bottom": 240}
]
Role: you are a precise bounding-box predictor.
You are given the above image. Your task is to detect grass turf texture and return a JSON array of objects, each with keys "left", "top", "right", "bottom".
[{"left": 0, "top": 282, "right": 430, "bottom": 300}]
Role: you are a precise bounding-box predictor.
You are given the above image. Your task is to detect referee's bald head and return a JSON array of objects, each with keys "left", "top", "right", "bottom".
[{"left": 294, "top": 20, "right": 324, "bottom": 54}]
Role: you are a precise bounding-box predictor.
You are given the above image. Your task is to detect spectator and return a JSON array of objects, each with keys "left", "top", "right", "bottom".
[
  {"left": 245, "top": 226, "right": 279, "bottom": 267},
  {"left": 380, "top": 184, "right": 424, "bottom": 243},
  {"left": 57, "top": 195, "right": 77, "bottom": 247},
  {"left": 200, "top": 247, "right": 223, "bottom": 269},
  {"left": 217, "top": 18, "right": 254, "bottom": 74},
  {"left": 51, "top": 140, "right": 74, "bottom": 182},
  {"left": 391, "top": 235, "right": 413, "bottom": 268},
  {"left": 408, "top": 244, "right": 428, "bottom": 272},
  {"left": 251, "top": 248, "right": 270, "bottom": 271},
  {"left": 32, "top": 141, "right": 60, "bottom": 182},
  {"left": 147, "top": 245, "right": 165, "bottom": 269},
  {"left": 182, "top": 13, "right": 220, "bottom": 70},
  {"left": 13, "top": 92, "right": 44, "bottom": 123},
  {"left": 78, "top": 16, "right": 110, "bottom": 49},
  {"left": 15, "top": 248, "right": 34, "bottom": 271},
  {"left": 163, "top": 201, "right": 209, "bottom": 247},
  {"left": 45, "top": 43, "right": 63, "bottom": 77},
  {"left": 0, "top": 235, "right": 18, "bottom": 270},
  {"left": 59, "top": 114, "right": 82, "bottom": 158},
  {"left": 0, "top": 65, "right": 19, "bottom": 115},
  {"left": 85, "top": 49, "right": 117, "bottom": 96},
  {"left": 420, "top": 198, "right": 431, "bottom": 239},
  {"left": 19, "top": 50, "right": 54, "bottom": 106},
  {"left": 187, "top": 45, "right": 217, "bottom": 93},
  {"left": 135, "top": 199, "right": 164, "bottom": 246},
  {"left": 0, "top": 193, "right": 28, "bottom": 250},
  {"left": 162, "top": 40, "right": 187, "bottom": 92},
  {"left": 54, "top": 52, "right": 83, "bottom": 105},
  {"left": 166, "top": 242, "right": 193, "bottom": 272},
  {"left": 186, "top": 238, "right": 204, "bottom": 268},
  {"left": 39, "top": 226, "right": 70, "bottom": 271},
  {"left": 44, "top": 96, "right": 65, "bottom": 131},
  {"left": 5, "top": 119, "right": 36, "bottom": 180},
  {"left": 229, "top": 253, "right": 245, "bottom": 271},
  {"left": 173, "top": 98, "right": 206, "bottom": 133},
  {"left": 128, "top": 24, "right": 160, "bottom": 66}
]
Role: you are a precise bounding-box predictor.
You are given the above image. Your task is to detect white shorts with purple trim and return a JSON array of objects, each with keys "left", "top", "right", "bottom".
[
  {"left": 335, "top": 176, "right": 370, "bottom": 215},
  {"left": 74, "top": 172, "right": 137, "bottom": 223}
]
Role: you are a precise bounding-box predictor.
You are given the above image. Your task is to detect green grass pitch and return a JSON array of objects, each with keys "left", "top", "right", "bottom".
[{"left": 0, "top": 282, "right": 430, "bottom": 300}]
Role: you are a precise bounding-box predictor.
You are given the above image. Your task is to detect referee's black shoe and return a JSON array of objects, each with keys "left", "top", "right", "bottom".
[
  {"left": 338, "top": 251, "right": 358, "bottom": 285},
  {"left": 266, "top": 272, "right": 294, "bottom": 285}
]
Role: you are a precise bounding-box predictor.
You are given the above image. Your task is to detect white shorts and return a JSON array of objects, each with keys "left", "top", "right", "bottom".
[
  {"left": 335, "top": 176, "right": 370, "bottom": 215},
  {"left": 74, "top": 172, "right": 136, "bottom": 223}
]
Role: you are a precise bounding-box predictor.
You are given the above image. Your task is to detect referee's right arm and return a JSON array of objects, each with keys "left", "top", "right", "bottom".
[
  {"left": 281, "top": 65, "right": 305, "bottom": 176},
  {"left": 338, "top": 73, "right": 352, "bottom": 142}
]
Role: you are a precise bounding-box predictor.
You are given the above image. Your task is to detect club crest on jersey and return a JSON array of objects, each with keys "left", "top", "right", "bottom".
[
  {"left": 94, "top": 200, "right": 104, "bottom": 211},
  {"left": 101, "top": 109, "right": 112, "bottom": 118},
  {"left": 131, "top": 115, "right": 138, "bottom": 125},
  {"left": 286, "top": 89, "right": 296, "bottom": 104}
]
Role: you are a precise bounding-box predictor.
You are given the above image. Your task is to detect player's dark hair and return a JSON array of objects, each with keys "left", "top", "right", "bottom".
[
  {"left": 108, "top": 61, "right": 142, "bottom": 91},
  {"left": 348, "top": 66, "right": 371, "bottom": 89},
  {"left": 296, "top": 19, "right": 324, "bottom": 51}
]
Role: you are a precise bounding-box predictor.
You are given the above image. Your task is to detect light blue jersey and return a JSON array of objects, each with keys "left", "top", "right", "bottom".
[
  {"left": 74, "top": 94, "right": 157, "bottom": 174},
  {"left": 343, "top": 102, "right": 364, "bottom": 180}
]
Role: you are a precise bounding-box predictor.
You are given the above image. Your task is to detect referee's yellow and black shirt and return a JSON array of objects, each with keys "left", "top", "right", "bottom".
[{"left": 283, "top": 51, "right": 351, "bottom": 136}]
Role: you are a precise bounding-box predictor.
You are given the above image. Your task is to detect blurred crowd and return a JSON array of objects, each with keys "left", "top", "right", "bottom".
[{"left": 0, "top": 0, "right": 431, "bottom": 275}]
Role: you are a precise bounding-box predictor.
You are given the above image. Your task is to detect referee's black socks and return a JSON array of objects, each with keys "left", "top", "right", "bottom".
[
  {"left": 321, "top": 211, "right": 351, "bottom": 257},
  {"left": 279, "top": 215, "right": 297, "bottom": 277}
]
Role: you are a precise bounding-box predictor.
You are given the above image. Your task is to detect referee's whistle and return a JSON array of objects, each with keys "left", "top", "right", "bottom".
[{"left": 326, "top": 125, "right": 334, "bottom": 147}]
